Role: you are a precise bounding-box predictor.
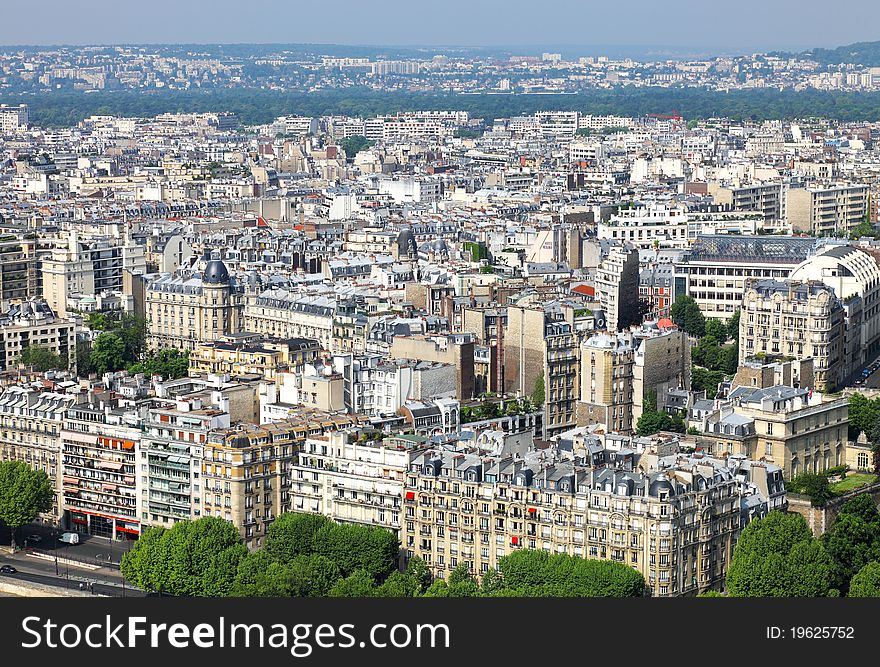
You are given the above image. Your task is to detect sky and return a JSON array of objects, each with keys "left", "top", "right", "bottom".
[{"left": 1, "top": 0, "right": 879, "bottom": 54}]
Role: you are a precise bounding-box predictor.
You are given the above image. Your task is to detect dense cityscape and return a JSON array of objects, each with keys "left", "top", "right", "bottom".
[{"left": 4, "top": 34, "right": 880, "bottom": 603}]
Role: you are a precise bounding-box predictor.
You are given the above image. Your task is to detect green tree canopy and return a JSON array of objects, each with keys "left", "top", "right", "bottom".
[
  {"left": 727, "top": 512, "right": 833, "bottom": 597},
  {"left": 120, "top": 516, "right": 248, "bottom": 596},
  {"left": 339, "top": 135, "right": 373, "bottom": 157},
  {"left": 531, "top": 373, "right": 545, "bottom": 406},
  {"left": 264, "top": 512, "right": 332, "bottom": 561},
  {"left": 849, "top": 561, "right": 880, "bottom": 597},
  {"left": 15, "top": 345, "right": 67, "bottom": 372},
  {"left": 90, "top": 332, "right": 126, "bottom": 376},
  {"left": 0, "top": 460, "right": 53, "bottom": 550},
  {"left": 670, "top": 294, "right": 706, "bottom": 337},
  {"left": 497, "top": 550, "right": 645, "bottom": 597},
  {"left": 128, "top": 349, "right": 190, "bottom": 380}
]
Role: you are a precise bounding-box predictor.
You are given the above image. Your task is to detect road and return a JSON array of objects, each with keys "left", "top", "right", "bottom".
[{"left": 1, "top": 521, "right": 142, "bottom": 597}]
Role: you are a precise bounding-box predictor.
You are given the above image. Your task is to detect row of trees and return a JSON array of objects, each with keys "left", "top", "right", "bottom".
[
  {"left": 121, "top": 513, "right": 646, "bottom": 598},
  {"left": 727, "top": 496, "right": 880, "bottom": 597}
]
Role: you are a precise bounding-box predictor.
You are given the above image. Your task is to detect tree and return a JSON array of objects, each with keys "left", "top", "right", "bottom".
[
  {"left": 89, "top": 332, "right": 126, "bottom": 376},
  {"left": 670, "top": 294, "right": 706, "bottom": 337},
  {"left": 788, "top": 472, "right": 833, "bottom": 507},
  {"left": 16, "top": 345, "right": 67, "bottom": 372},
  {"left": 727, "top": 309, "right": 741, "bottom": 340},
  {"left": 727, "top": 512, "right": 833, "bottom": 597},
  {"left": 339, "top": 135, "right": 373, "bottom": 157},
  {"left": 120, "top": 517, "right": 248, "bottom": 596},
  {"left": 497, "top": 550, "right": 645, "bottom": 597},
  {"left": 314, "top": 521, "right": 399, "bottom": 581},
  {"left": 231, "top": 550, "right": 295, "bottom": 597},
  {"left": 128, "top": 349, "right": 190, "bottom": 380},
  {"left": 329, "top": 569, "right": 375, "bottom": 598},
  {"left": 531, "top": 373, "right": 545, "bottom": 406},
  {"left": 289, "top": 554, "right": 342, "bottom": 597},
  {"left": 0, "top": 461, "right": 53, "bottom": 550},
  {"left": 373, "top": 570, "right": 421, "bottom": 597},
  {"left": 705, "top": 319, "right": 728, "bottom": 342},
  {"left": 691, "top": 367, "right": 725, "bottom": 399},
  {"left": 822, "top": 494, "right": 880, "bottom": 594},
  {"left": 264, "top": 512, "right": 331, "bottom": 562},
  {"left": 849, "top": 561, "right": 880, "bottom": 597}
]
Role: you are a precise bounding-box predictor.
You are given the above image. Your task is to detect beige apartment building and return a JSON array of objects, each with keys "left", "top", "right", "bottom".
[
  {"left": 786, "top": 184, "right": 869, "bottom": 235},
  {"left": 0, "top": 387, "right": 77, "bottom": 525},
  {"left": 146, "top": 258, "right": 243, "bottom": 351},
  {"left": 403, "top": 444, "right": 785, "bottom": 596},
  {"left": 740, "top": 279, "right": 845, "bottom": 391},
  {"left": 700, "top": 385, "right": 849, "bottom": 478}
]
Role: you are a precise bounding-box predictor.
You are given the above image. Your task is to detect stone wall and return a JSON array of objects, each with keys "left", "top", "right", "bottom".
[{"left": 787, "top": 481, "right": 880, "bottom": 536}]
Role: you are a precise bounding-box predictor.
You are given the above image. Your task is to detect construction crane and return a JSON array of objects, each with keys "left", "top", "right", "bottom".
[{"left": 647, "top": 110, "right": 683, "bottom": 122}]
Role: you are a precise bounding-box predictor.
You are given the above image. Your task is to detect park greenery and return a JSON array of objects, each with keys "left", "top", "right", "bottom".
[
  {"left": 670, "top": 296, "right": 739, "bottom": 399},
  {"left": 12, "top": 87, "right": 880, "bottom": 130},
  {"left": 0, "top": 461, "right": 53, "bottom": 550},
  {"left": 460, "top": 395, "right": 535, "bottom": 423},
  {"left": 120, "top": 513, "right": 646, "bottom": 598}
]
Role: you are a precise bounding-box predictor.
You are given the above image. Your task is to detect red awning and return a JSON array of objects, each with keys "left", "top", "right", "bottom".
[
  {"left": 511, "top": 536, "right": 519, "bottom": 545},
  {"left": 527, "top": 507, "right": 536, "bottom": 513},
  {"left": 404, "top": 491, "right": 415, "bottom": 501}
]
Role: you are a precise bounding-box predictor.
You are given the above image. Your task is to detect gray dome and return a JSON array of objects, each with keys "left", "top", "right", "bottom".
[
  {"left": 648, "top": 474, "right": 676, "bottom": 497},
  {"left": 397, "top": 227, "right": 417, "bottom": 257},
  {"left": 204, "top": 259, "right": 230, "bottom": 284}
]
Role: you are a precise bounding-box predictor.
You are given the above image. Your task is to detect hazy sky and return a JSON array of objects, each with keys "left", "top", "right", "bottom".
[{"left": 1, "top": 0, "right": 878, "bottom": 53}]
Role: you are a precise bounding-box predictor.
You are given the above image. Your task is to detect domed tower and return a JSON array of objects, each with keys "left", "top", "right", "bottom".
[
  {"left": 396, "top": 226, "right": 417, "bottom": 260},
  {"left": 201, "top": 257, "right": 233, "bottom": 342}
]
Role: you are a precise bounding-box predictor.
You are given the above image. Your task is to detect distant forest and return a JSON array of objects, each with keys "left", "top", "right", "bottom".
[
  {"left": 5, "top": 87, "right": 880, "bottom": 127},
  {"left": 775, "top": 40, "right": 880, "bottom": 67}
]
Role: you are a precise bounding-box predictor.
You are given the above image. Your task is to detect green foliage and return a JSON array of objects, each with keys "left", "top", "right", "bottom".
[
  {"left": 691, "top": 367, "right": 725, "bottom": 399},
  {"left": 848, "top": 393, "right": 880, "bottom": 441},
  {"left": 288, "top": 554, "right": 342, "bottom": 596},
  {"left": 670, "top": 294, "right": 706, "bottom": 337},
  {"left": 697, "top": 590, "right": 724, "bottom": 597},
  {"left": 497, "top": 550, "right": 645, "bottom": 597},
  {"left": 120, "top": 517, "right": 248, "bottom": 596},
  {"left": 85, "top": 313, "right": 147, "bottom": 370},
  {"left": 849, "top": 561, "right": 880, "bottom": 597},
  {"left": 0, "top": 461, "right": 53, "bottom": 549},
  {"left": 727, "top": 309, "right": 741, "bottom": 340},
  {"left": 787, "top": 472, "right": 834, "bottom": 507},
  {"left": 704, "top": 319, "right": 729, "bottom": 342},
  {"left": 264, "top": 512, "right": 332, "bottom": 562},
  {"left": 823, "top": 512, "right": 880, "bottom": 593},
  {"left": 727, "top": 512, "right": 833, "bottom": 597},
  {"left": 231, "top": 549, "right": 296, "bottom": 596},
  {"left": 453, "top": 127, "right": 480, "bottom": 139},
  {"left": 128, "top": 349, "right": 190, "bottom": 380},
  {"left": 532, "top": 373, "right": 545, "bottom": 406},
  {"left": 15, "top": 345, "right": 67, "bottom": 372},
  {"left": 339, "top": 135, "right": 373, "bottom": 157},
  {"left": 328, "top": 569, "right": 376, "bottom": 597},
  {"left": 636, "top": 390, "right": 685, "bottom": 436},
  {"left": 313, "top": 520, "right": 400, "bottom": 581},
  {"left": 89, "top": 332, "right": 126, "bottom": 376},
  {"left": 849, "top": 220, "right": 875, "bottom": 240}
]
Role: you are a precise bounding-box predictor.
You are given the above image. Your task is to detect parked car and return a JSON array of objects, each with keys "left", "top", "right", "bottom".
[
  {"left": 26, "top": 534, "right": 42, "bottom": 543},
  {"left": 0, "top": 565, "right": 17, "bottom": 574},
  {"left": 59, "top": 532, "right": 80, "bottom": 545}
]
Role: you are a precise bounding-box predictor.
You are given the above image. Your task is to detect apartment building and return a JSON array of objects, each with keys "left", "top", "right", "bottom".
[
  {"left": 595, "top": 244, "right": 641, "bottom": 332},
  {"left": 598, "top": 204, "right": 690, "bottom": 250},
  {"left": 0, "top": 104, "right": 29, "bottom": 134},
  {"left": 740, "top": 279, "right": 845, "bottom": 391},
  {"left": 701, "top": 385, "right": 848, "bottom": 478},
  {"left": 288, "top": 431, "right": 421, "bottom": 540},
  {"left": 578, "top": 331, "right": 635, "bottom": 433},
  {"left": 146, "top": 258, "right": 244, "bottom": 351},
  {"left": 189, "top": 338, "right": 322, "bottom": 381},
  {"left": 707, "top": 182, "right": 784, "bottom": 225},
  {"left": 0, "top": 299, "right": 77, "bottom": 372},
  {"left": 786, "top": 184, "right": 869, "bottom": 235},
  {"left": 242, "top": 290, "right": 335, "bottom": 351},
  {"left": 389, "top": 333, "right": 475, "bottom": 400},
  {"left": 544, "top": 323, "right": 579, "bottom": 437},
  {"left": 61, "top": 398, "right": 143, "bottom": 538},
  {"left": 140, "top": 397, "right": 230, "bottom": 527},
  {"left": 403, "top": 442, "right": 785, "bottom": 596},
  {"left": 0, "top": 387, "right": 77, "bottom": 525}
]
